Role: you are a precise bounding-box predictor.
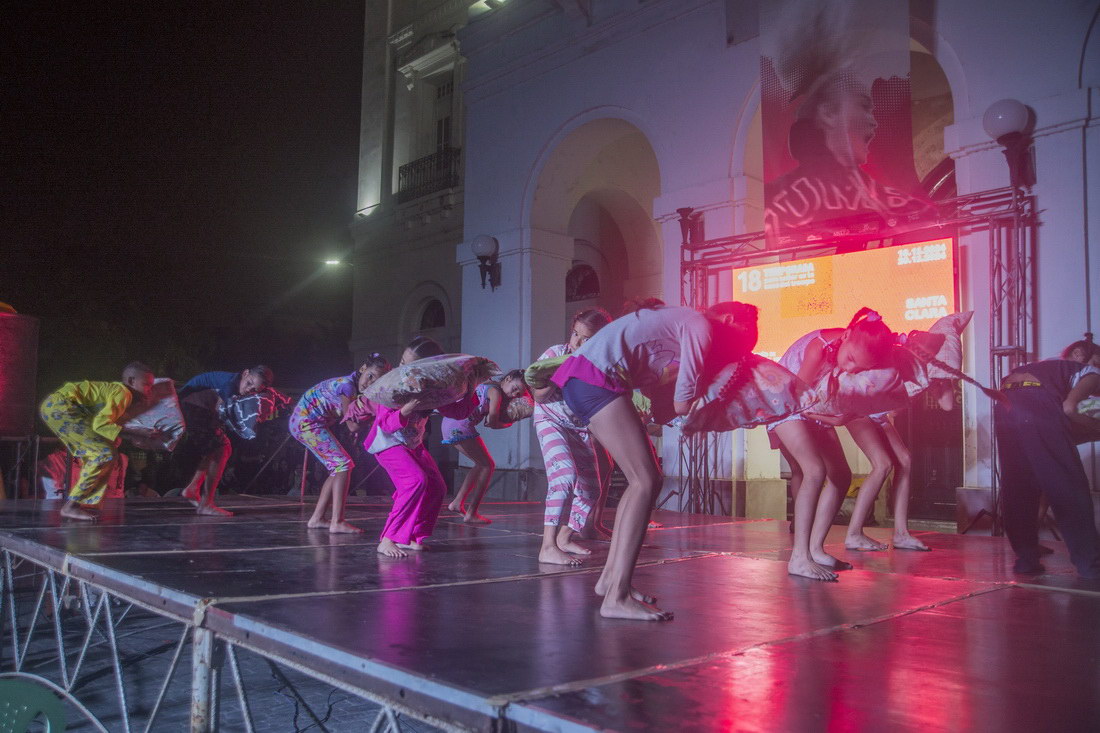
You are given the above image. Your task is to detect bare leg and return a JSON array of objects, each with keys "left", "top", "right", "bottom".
[
  {"left": 880, "top": 423, "right": 928, "bottom": 550},
  {"left": 845, "top": 418, "right": 891, "bottom": 551},
  {"left": 539, "top": 524, "right": 581, "bottom": 565},
  {"left": 181, "top": 467, "right": 204, "bottom": 505},
  {"left": 557, "top": 524, "right": 591, "bottom": 555},
  {"left": 307, "top": 472, "right": 333, "bottom": 528},
  {"left": 327, "top": 471, "right": 361, "bottom": 533},
  {"left": 196, "top": 440, "right": 233, "bottom": 516},
  {"left": 809, "top": 428, "right": 852, "bottom": 569},
  {"left": 775, "top": 421, "right": 838, "bottom": 581},
  {"left": 585, "top": 442, "right": 613, "bottom": 539},
  {"left": 780, "top": 441, "right": 804, "bottom": 534},
  {"left": 588, "top": 397, "right": 670, "bottom": 620},
  {"left": 449, "top": 438, "right": 493, "bottom": 523}
]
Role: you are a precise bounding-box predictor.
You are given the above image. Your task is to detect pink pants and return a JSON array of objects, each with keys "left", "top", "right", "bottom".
[
  {"left": 375, "top": 443, "right": 447, "bottom": 545},
  {"left": 536, "top": 418, "right": 599, "bottom": 532}
]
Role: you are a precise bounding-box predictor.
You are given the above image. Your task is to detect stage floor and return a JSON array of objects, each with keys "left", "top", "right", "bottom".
[{"left": 1, "top": 495, "right": 1098, "bottom": 731}]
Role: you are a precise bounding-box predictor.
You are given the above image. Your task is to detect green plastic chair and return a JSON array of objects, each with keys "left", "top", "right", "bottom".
[{"left": 0, "top": 679, "right": 67, "bottom": 733}]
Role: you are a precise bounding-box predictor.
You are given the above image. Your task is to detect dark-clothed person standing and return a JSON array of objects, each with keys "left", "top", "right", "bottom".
[{"left": 995, "top": 357, "right": 1100, "bottom": 577}]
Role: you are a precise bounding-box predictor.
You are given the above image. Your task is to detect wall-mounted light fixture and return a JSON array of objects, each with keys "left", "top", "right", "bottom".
[
  {"left": 983, "top": 99, "right": 1035, "bottom": 190},
  {"left": 471, "top": 235, "right": 501, "bottom": 290},
  {"left": 676, "top": 207, "right": 703, "bottom": 245}
]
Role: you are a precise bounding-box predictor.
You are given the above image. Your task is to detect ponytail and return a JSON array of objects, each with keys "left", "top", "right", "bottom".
[
  {"left": 844, "top": 308, "right": 894, "bottom": 367},
  {"left": 1061, "top": 332, "right": 1099, "bottom": 362},
  {"left": 570, "top": 307, "right": 612, "bottom": 335},
  {"left": 621, "top": 298, "right": 665, "bottom": 318},
  {"left": 361, "top": 352, "right": 391, "bottom": 372}
]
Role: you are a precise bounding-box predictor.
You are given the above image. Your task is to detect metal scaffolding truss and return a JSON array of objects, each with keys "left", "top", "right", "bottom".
[
  {"left": 0, "top": 548, "right": 441, "bottom": 733},
  {"left": 677, "top": 187, "right": 1037, "bottom": 517}
]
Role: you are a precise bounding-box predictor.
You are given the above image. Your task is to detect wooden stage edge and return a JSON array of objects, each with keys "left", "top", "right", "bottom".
[{"left": 1, "top": 495, "right": 1098, "bottom": 732}]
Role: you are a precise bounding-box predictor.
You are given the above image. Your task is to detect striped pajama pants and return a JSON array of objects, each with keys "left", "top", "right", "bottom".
[{"left": 535, "top": 418, "right": 599, "bottom": 532}]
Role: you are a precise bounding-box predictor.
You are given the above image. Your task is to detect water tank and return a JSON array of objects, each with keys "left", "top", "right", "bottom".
[{"left": 0, "top": 313, "right": 40, "bottom": 437}]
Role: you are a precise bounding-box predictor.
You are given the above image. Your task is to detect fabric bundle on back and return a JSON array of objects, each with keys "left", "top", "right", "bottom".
[
  {"left": 811, "top": 346, "right": 930, "bottom": 418},
  {"left": 682, "top": 355, "right": 816, "bottom": 434},
  {"left": 222, "top": 389, "right": 291, "bottom": 440},
  {"left": 123, "top": 378, "right": 186, "bottom": 451},
  {"left": 505, "top": 393, "right": 536, "bottom": 422},
  {"left": 524, "top": 354, "right": 568, "bottom": 390},
  {"left": 364, "top": 354, "right": 501, "bottom": 410}
]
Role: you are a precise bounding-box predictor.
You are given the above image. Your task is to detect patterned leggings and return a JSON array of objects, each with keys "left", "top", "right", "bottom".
[
  {"left": 289, "top": 416, "right": 353, "bottom": 474},
  {"left": 536, "top": 418, "right": 599, "bottom": 532},
  {"left": 39, "top": 395, "right": 117, "bottom": 505}
]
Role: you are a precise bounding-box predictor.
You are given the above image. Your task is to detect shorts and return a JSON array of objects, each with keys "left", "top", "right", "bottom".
[
  {"left": 766, "top": 413, "right": 831, "bottom": 451},
  {"left": 560, "top": 378, "right": 625, "bottom": 426},
  {"left": 440, "top": 416, "right": 480, "bottom": 445}
]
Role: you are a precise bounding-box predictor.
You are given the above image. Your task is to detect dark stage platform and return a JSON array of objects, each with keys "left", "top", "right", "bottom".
[{"left": 1, "top": 495, "right": 1099, "bottom": 731}]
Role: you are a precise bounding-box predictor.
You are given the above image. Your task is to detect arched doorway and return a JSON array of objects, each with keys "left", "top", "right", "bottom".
[{"left": 527, "top": 118, "right": 662, "bottom": 342}]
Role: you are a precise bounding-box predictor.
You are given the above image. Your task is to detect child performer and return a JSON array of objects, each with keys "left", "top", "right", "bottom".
[
  {"left": 843, "top": 410, "right": 926, "bottom": 552},
  {"left": 366, "top": 337, "right": 477, "bottom": 558},
  {"left": 996, "top": 342, "right": 1100, "bottom": 577},
  {"left": 175, "top": 366, "right": 273, "bottom": 516},
  {"left": 530, "top": 307, "right": 612, "bottom": 565},
  {"left": 443, "top": 370, "right": 529, "bottom": 524},
  {"left": 552, "top": 301, "right": 759, "bottom": 620},
  {"left": 770, "top": 308, "right": 896, "bottom": 581},
  {"left": 39, "top": 362, "right": 160, "bottom": 521},
  {"left": 292, "top": 355, "right": 390, "bottom": 533}
]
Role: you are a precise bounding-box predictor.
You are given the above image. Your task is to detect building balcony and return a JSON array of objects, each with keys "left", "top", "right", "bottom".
[{"left": 395, "top": 147, "right": 462, "bottom": 204}]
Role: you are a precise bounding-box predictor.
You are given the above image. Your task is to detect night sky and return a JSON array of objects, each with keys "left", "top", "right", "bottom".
[{"left": 3, "top": 1, "right": 365, "bottom": 392}]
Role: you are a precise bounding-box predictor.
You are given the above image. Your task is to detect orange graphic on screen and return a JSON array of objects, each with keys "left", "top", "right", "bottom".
[{"left": 731, "top": 238, "right": 956, "bottom": 359}]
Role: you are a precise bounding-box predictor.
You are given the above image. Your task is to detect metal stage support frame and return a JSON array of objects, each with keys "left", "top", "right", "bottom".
[
  {"left": 676, "top": 187, "right": 1037, "bottom": 522},
  {"left": 0, "top": 547, "right": 447, "bottom": 733}
]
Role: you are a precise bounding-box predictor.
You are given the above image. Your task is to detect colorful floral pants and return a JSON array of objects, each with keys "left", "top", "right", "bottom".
[
  {"left": 39, "top": 395, "right": 117, "bottom": 505},
  {"left": 289, "top": 415, "right": 353, "bottom": 474}
]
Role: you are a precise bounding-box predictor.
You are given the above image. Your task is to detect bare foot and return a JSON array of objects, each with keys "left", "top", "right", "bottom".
[
  {"left": 447, "top": 501, "right": 464, "bottom": 514},
  {"left": 377, "top": 538, "right": 407, "bottom": 558},
  {"left": 462, "top": 513, "right": 491, "bottom": 525},
  {"left": 557, "top": 539, "right": 592, "bottom": 556},
  {"left": 812, "top": 551, "right": 853, "bottom": 571},
  {"left": 539, "top": 546, "right": 582, "bottom": 565},
  {"left": 594, "top": 581, "right": 657, "bottom": 605},
  {"left": 845, "top": 533, "right": 888, "bottom": 551},
  {"left": 306, "top": 517, "right": 327, "bottom": 529},
  {"left": 181, "top": 487, "right": 200, "bottom": 507},
  {"left": 61, "top": 503, "right": 97, "bottom": 522},
  {"left": 196, "top": 503, "right": 233, "bottom": 517},
  {"left": 396, "top": 541, "right": 426, "bottom": 551},
  {"left": 892, "top": 534, "right": 930, "bottom": 551},
  {"left": 647, "top": 521, "right": 663, "bottom": 529},
  {"left": 788, "top": 555, "right": 838, "bottom": 581},
  {"left": 329, "top": 521, "right": 363, "bottom": 534},
  {"left": 599, "top": 595, "right": 672, "bottom": 621}
]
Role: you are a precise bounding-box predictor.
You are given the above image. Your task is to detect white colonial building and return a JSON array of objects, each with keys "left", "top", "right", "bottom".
[{"left": 352, "top": 0, "right": 1100, "bottom": 523}]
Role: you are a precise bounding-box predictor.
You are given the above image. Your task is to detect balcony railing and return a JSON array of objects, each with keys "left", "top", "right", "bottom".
[{"left": 395, "top": 147, "right": 462, "bottom": 203}]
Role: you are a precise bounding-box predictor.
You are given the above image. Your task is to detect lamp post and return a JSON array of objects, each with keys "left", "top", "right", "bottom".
[
  {"left": 983, "top": 99, "right": 1034, "bottom": 190},
  {"left": 981, "top": 98, "right": 1035, "bottom": 538}
]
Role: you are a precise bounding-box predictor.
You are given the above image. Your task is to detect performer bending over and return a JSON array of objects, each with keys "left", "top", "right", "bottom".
[
  {"left": 530, "top": 307, "right": 612, "bottom": 565},
  {"left": 769, "top": 308, "right": 896, "bottom": 581},
  {"left": 176, "top": 366, "right": 273, "bottom": 516},
  {"left": 292, "top": 355, "right": 390, "bottom": 533},
  {"left": 40, "top": 362, "right": 160, "bottom": 521},
  {"left": 996, "top": 344, "right": 1100, "bottom": 578},
  {"left": 366, "top": 337, "right": 477, "bottom": 558},
  {"left": 552, "top": 301, "right": 758, "bottom": 620},
  {"left": 443, "top": 370, "right": 529, "bottom": 524}
]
